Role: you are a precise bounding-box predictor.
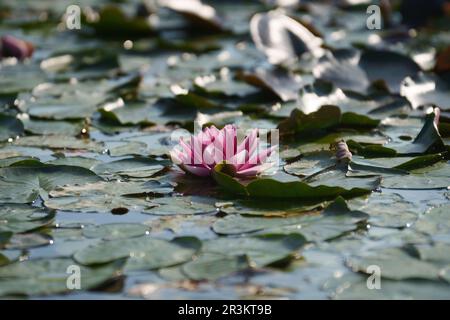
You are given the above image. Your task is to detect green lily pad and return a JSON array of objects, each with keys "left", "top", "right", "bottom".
[
  {"left": 414, "top": 243, "right": 450, "bottom": 265},
  {"left": 45, "top": 180, "right": 171, "bottom": 213},
  {"left": 401, "top": 73, "right": 450, "bottom": 110},
  {"left": 74, "top": 236, "right": 201, "bottom": 270},
  {"left": 213, "top": 163, "right": 380, "bottom": 200},
  {"left": 218, "top": 199, "right": 324, "bottom": 217},
  {"left": 0, "top": 232, "right": 13, "bottom": 248},
  {"left": 20, "top": 117, "right": 85, "bottom": 136},
  {"left": 347, "top": 247, "right": 440, "bottom": 281},
  {"left": 0, "top": 64, "right": 46, "bottom": 96},
  {"left": 0, "top": 156, "right": 37, "bottom": 167},
  {"left": 182, "top": 234, "right": 305, "bottom": 280},
  {"left": 5, "top": 232, "right": 52, "bottom": 250},
  {"left": 46, "top": 156, "right": 101, "bottom": 169},
  {"left": 329, "top": 273, "right": 450, "bottom": 299},
  {"left": 0, "top": 163, "right": 102, "bottom": 203},
  {"left": 240, "top": 67, "right": 302, "bottom": 102},
  {"left": 83, "top": 5, "right": 153, "bottom": 38},
  {"left": 314, "top": 49, "right": 421, "bottom": 94},
  {"left": 0, "top": 114, "right": 24, "bottom": 142},
  {"left": 213, "top": 197, "right": 368, "bottom": 241},
  {"left": 350, "top": 110, "right": 445, "bottom": 157},
  {"left": 82, "top": 223, "right": 150, "bottom": 241},
  {"left": 381, "top": 161, "right": 450, "bottom": 189},
  {"left": 181, "top": 253, "right": 249, "bottom": 281},
  {"left": 348, "top": 192, "right": 419, "bottom": 228},
  {"left": 12, "top": 135, "right": 104, "bottom": 152},
  {"left": 92, "top": 157, "right": 168, "bottom": 178},
  {"left": 0, "top": 258, "right": 124, "bottom": 297},
  {"left": 204, "top": 234, "right": 305, "bottom": 267},
  {"left": 0, "top": 204, "right": 54, "bottom": 234},
  {"left": 143, "top": 196, "right": 217, "bottom": 216},
  {"left": 414, "top": 204, "right": 450, "bottom": 242},
  {"left": 278, "top": 105, "right": 341, "bottom": 135},
  {"left": 284, "top": 151, "right": 335, "bottom": 177}
]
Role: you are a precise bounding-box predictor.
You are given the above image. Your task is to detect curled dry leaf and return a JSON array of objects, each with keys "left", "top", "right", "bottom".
[{"left": 250, "top": 10, "right": 324, "bottom": 65}]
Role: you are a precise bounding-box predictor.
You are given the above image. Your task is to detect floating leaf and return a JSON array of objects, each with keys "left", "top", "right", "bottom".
[
  {"left": 0, "top": 114, "right": 23, "bottom": 142},
  {"left": 0, "top": 204, "right": 54, "bottom": 234},
  {"left": 240, "top": 67, "right": 302, "bottom": 102},
  {"left": 414, "top": 243, "right": 450, "bottom": 265},
  {"left": 82, "top": 223, "right": 150, "bottom": 241},
  {"left": 0, "top": 258, "right": 123, "bottom": 297},
  {"left": 381, "top": 161, "right": 450, "bottom": 189},
  {"left": 84, "top": 6, "right": 153, "bottom": 38},
  {"left": 213, "top": 162, "right": 380, "bottom": 200},
  {"left": 347, "top": 247, "right": 440, "bottom": 281},
  {"left": 74, "top": 236, "right": 201, "bottom": 271},
  {"left": 314, "top": 49, "right": 421, "bottom": 94},
  {"left": 0, "top": 164, "right": 102, "bottom": 203},
  {"left": 45, "top": 180, "right": 171, "bottom": 213},
  {"left": 0, "top": 64, "right": 46, "bottom": 96},
  {"left": 12, "top": 135, "right": 104, "bottom": 152},
  {"left": 278, "top": 105, "right": 341, "bottom": 135},
  {"left": 182, "top": 234, "right": 305, "bottom": 280},
  {"left": 213, "top": 197, "right": 368, "bottom": 241},
  {"left": 330, "top": 273, "right": 450, "bottom": 299},
  {"left": 181, "top": 253, "right": 249, "bottom": 281},
  {"left": 0, "top": 232, "right": 12, "bottom": 248},
  {"left": 20, "top": 117, "right": 85, "bottom": 136},
  {"left": 349, "top": 192, "right": 419, "bottom": 228},
  {"left": 92, "top": 157, "right": 169, "bottom": 178},
  {"left": 143, "top": 196, "right": 217, "bottom": 216},
  {"left": 401, "top": 73, "right": 450, "bottom": 110},
  {"left": 414, "top": 204, "right": 450, "bottom": 242},
  {"left": 46, "top": 156, "right": 101, "bottom": 169},
  {"left": 5, "top": 232, "right": 52, "bottom": 250}
]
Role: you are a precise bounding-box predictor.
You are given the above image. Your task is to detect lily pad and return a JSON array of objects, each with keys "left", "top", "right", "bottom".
[
  {"left": 5, "top": 232, "right": 52, "bottom": 250},
  {"left": 0, "top": 114, "right": 24, "bottom": 142},
  {"left": 213, "top": 197, "right": 368, "bottom": 241},
  {"left": 82, "top": 223, "right": 151, "bottom": 241},
  {"left": 74, "top": 236, "right": 201, "bottom": 271},
  {"left": 45, "top": 180, "right": 171, "bottom": 213},
  {"left": 213, "top": 163, "right": 380, "bottom": 200},
  {"left": 20, "top": 117, "right": 85, "bottom": 136},
  {"left": 414, "top": 204, "right": 450, "bottom": 242},
  {"left": 278, "top": 105, "right": 341, "bottom": 135},
  {"left": 143, "top": 196, "right": 217, "bottom": 216},
  {"left": 347, "top": 247, "right": 440, "bottom": 281},
  {"left": 330, "top": 274, "right": 450, "bottom": 299},
  {"left": 401, "top": 73, "right": 450, "bottom": 110},
  {"left": 314, "top": 49, "right": 421, "bottom": 94},
  {"left": 0, "top": 163, "right": 102, "bottom": 203},
  {"left": 240, "top": 67, "right": 302, "bottom": 102},
  {"left": 0, "top": 204, "right": 54, "bottom": 234},
  {"left": 182, "top": 234, "right": 305, "bottom": 280},
  {"left": 0, "top": 258, "right": 124, "bottom": 297},
  {"left": 92, "top": 157, "right": 169, "bottom": 178},
  {"left": 181, "top": 253, "right": 249, "bottom": 281},
  {"left": 12, "top": 135, "right": 104, "bottom": 152},
  {"left": 84, "top": 5, "right": 153, "bottom": 38}
]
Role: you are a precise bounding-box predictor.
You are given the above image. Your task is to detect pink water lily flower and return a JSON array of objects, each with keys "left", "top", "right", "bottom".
[
  {"left": 171, "top": 125, "right": 277, "bottom": 177},
  {"left": 0, "top": 35, "right": 34, "bottom": 61}
]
